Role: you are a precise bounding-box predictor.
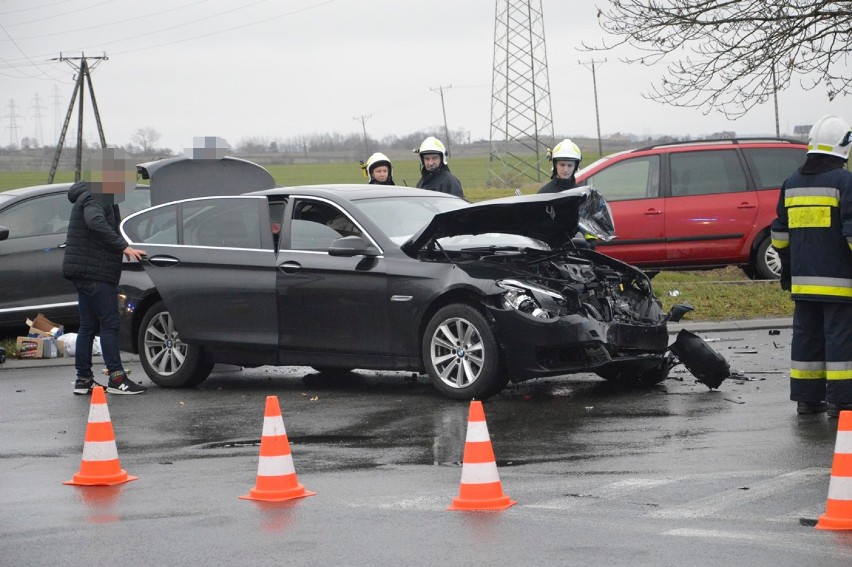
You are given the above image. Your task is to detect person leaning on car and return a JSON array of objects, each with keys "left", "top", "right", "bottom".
[
  {"left": 63, "top": 148, "right": 148, "bottom": 396},
  {"left": 361, "top": 152, "right": 395, "bottom": 185},
  {"left": 771, "top": 114, "right": 852, "bottom": 417},
  {"left": 415, "top": 136, "right": 464, "bottom": 198},
  {"left": 537, "top": 138, "right": 582, "bottom": 194}
]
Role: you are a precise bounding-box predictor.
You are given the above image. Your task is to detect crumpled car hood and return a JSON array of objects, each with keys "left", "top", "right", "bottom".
[{"left": 401, "top": 186, "right": 615, "bottom": 256}]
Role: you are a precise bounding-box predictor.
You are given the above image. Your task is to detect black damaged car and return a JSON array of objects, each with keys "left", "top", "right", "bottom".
[{"left": 117, "top": 185, "right": 726, "bottom": 399}]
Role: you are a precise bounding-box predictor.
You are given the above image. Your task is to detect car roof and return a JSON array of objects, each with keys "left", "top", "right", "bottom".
[
  {"left": 1, "top": 182, "right": 73, "bottom": 198},
  {"left": 249, "top": 184, "right": 463, "bottom": 201}
]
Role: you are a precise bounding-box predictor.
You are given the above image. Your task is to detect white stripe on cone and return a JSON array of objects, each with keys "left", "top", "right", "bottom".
[
  {"left": 465, "top": 421, "right": 490, "bottom": 442},
  {"left": 81, "top": 440, "right": 119, "bottom": 462},
  {"left": 88, "top": 404, "right": 110, "bottom": 423},
  {"left": 256, "top": 454, "right": 296, "bottom": 477},
  {"left": 827, "top": 476, "right": 852, "bottom": 501},
  {"left": 262, "top": 416, "right": 287, "bottom": 437},
  {"left": 835, "top": 431, "right": 852, "bottom": 454},
  {"left": 460, "top": 461, "right": 501, "bottom": 484}
]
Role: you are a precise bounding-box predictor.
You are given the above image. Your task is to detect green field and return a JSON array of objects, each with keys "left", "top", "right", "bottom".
[{"left": 0, "top": 156, "right": 565, "bottom": 200}]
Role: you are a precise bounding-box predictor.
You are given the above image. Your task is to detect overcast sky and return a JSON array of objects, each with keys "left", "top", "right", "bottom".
[{"left": 1, "top": 0, "right": 849, "bottom": 153}]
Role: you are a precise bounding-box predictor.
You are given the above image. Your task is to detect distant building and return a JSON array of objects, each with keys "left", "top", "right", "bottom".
[
  {"left": 793, "top": 125, "right": 812, "bottom": 140},
  {"left": 709, "top": 131, "right": 736, "bottom": 139}
]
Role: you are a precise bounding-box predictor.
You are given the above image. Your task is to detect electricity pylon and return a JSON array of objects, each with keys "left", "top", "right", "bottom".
[
  {"left": 47, "top": 53, "right": 108, "bottom": 183},
  {"left": 488, "top": 0, "right": 554, "bottom": 188}
]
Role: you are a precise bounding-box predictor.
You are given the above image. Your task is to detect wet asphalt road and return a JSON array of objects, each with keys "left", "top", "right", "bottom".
[{"left": 3, "top": 326, "right": 852, "bottom": 566}]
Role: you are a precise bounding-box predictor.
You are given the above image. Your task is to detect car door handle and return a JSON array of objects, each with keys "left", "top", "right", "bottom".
[
  {"left": 644, "top": 208, "right": 662, "bottom": 215},
  {"left": 147, "top": 255, "right": 181, "bottom": 267},
  {"left": 279, "top": 261, "right": 302, "bottom": 274},
  {"left": 737, "top": 202, "right": 757, "bottom": 209}
]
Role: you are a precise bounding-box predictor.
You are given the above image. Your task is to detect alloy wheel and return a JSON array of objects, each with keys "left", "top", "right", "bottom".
[
  {"left": 142, "top": 310, "right": 187, "bottom": 377},
  {"left": 429, "top": 316, "right": 485, "bottom": 389}
]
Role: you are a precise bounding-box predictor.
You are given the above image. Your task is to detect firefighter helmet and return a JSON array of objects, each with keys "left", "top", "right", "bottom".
[
  {"left": 807, "top": 114, "right": 852, "bottom": 160},
  {"left": 416, "top": 136, "right": 448, "bottom": 165},
  {"left": 547, "top": 139, "right": 582, "bottom": 177},
  {"left": 365, "top": 152, "right": 393, "bottom": 182}
]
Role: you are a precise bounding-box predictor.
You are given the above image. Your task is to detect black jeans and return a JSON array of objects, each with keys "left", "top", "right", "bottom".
[{"left": 73, "top": 279, "right": 123, "bottom": 379}]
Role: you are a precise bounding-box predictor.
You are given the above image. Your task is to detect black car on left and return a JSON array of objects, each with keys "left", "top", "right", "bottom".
[{"left": 117, "top": 185, "right": 725, "bottom": 399}]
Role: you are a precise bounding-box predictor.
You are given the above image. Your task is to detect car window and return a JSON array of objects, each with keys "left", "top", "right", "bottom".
[
  {"left": 0, "top": 192, "right": 71, "bottom": 238},
  {"left": 583, "top": 155, "right": 660, "bottom": 200},
  {"left": 742, "top": 147, "right": 806, "bottom": 189},
  {"left": 289, "top": 199, "right": 364, "bottom": 251},
  {"left": 123, "top": 197, "right": 267, "bottom": 249},
  {"left": 123, "top": 203, "right": 179, "bottom": 244},
  {"left": 354, "top": 195, "right": 466, "bottom": 244},
  {"left": 184, "top": 200, "right": 263, "bottom": 249},
  {"left": 670, "top": 149, "right": 748, "bottom": 196}
]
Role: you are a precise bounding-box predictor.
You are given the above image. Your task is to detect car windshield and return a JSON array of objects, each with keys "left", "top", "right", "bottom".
[{"left": 352, "top": 195, "right": 468, "bottom": 245}]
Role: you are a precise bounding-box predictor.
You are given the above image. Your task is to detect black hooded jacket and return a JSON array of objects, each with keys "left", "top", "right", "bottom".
[
  {"left": 416, "top": 164, "right": 464, "bottom": 198},
  {"left": 62, "top": 181, "right": 129, "bottom": 285}
]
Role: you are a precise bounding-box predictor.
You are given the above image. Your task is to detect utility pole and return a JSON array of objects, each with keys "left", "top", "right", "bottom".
[
  {"left": 353, "top": 114, "right": 371, "bottom": 157},
  {"left": 430, "top": 84, "right": 452, "bottom": 157},
  {"left": 579, "top": 58, "right": 606, "bottom": 156},
  {"left": 771, "top": 64, "right": 780, "bottom": 138},
  {"left": 30, "top": 93, "right": 44, "bottom": 147},
  {"left": 47, "top": 53, "right": 108, "bottom": 183},
  {"left": 5, "top": 99, "right": 21, "bottom": 148}
]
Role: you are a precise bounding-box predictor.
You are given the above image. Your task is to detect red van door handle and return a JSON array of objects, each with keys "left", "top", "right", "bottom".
[
  {"left": 737, "top": 202, "right": 757, "bottom": 209},
  {"left": 644, "top": 208, "right": 662, "bottom": 215}
]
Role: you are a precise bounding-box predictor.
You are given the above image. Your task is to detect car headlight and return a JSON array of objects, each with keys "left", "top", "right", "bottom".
[{"left": 497, "top": 280, "right": 556, "bottom": 319}]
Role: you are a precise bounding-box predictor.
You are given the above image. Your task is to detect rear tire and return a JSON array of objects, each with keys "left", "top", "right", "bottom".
[
  {"left": 422, "top": 303, "right": 507, "bottom": 400},
  {"left": 750, "top": 236, "right": 781, "bottom": 280},
  {"left": 138, "top": 301, "right": 213, "bottom": 388}
]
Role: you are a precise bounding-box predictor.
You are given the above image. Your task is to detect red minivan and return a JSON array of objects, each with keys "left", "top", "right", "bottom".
[{"left": 575, "top": 138, "right": 807, "bottom": 279}]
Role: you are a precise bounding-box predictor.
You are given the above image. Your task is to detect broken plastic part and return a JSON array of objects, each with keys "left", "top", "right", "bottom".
[{"left": 668, "top": 329, "right": 731, "bottom": 389}]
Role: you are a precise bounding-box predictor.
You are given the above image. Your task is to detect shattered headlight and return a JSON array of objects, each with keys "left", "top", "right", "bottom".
[{"left": 497, "top": 279, "right": 561, "bottom": 319}]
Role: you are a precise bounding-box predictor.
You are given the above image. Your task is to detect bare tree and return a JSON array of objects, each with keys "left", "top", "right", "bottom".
[
  {"left": 587, "top": 1, "right": 851, "bottom": 118},
  {"left": 131, "top": 127, "right": 162, "bottom": 153}
]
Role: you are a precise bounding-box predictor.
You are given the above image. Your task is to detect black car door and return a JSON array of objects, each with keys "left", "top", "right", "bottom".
[
  {"left": 276, "top": 197, "right": 391, "bottom": 356},
  {"left": 121, "top": 196, "right": 279, "bottom": 349},
  {"left": 0, "top": 190, "right": 77, "bottom": 326}
]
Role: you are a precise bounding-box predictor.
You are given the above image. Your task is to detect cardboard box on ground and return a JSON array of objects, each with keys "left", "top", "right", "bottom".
[{"left": 16, "top": 313, "right": 65, "bottom": 359}]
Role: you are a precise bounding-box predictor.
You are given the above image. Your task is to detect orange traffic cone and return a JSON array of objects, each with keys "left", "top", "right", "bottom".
[
  {"left": 448, "top": 400, "right": 516, "bottom": 511},
  {"left": 817, "top": 410, "right": 852, "bottom": 530},
  {"left": 240, "top": 395, "right": 315, "bottom": 502},
  {"left": 64, "top": 386, "right": 137, "bottom": 486}
]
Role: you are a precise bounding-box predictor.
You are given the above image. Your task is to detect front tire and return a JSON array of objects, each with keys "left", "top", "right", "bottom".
[
  {"left": 750, "top": 236, "right": 781, "bottom": 280},
  {"left": 422, "top": 304, "right": 507, "bottom": 400},
  {"left": 138, "top": 301, "right": 214, "bottom": 388}
]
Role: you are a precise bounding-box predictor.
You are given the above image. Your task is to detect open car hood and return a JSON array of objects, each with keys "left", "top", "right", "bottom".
[{"left": 401, "top": 186, "right": 615, "bottom": 256}]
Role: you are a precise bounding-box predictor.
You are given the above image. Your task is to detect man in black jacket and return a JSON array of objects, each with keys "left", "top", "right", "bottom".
[
  {"left": 415, "top": 137, "right": 464, "bottom": 198},
  {"left": 771, "top": 115, "right": 852, "bottom": 417},
  {"left": 63, "top": 148, "right": 147, "bottom": 395}
]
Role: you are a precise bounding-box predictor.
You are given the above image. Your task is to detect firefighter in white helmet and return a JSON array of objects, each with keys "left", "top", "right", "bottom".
[
  {"left": 771, "top": 114, "right": 852, "bottom": 416},
  {"left": 538, "top": 139, "right": 582, "bottom": 193},
  {"left": 360, "top": 152, "right": 395, "bottom": 185},
  {"left": 415, "top": 136, "right": 464, "bottom": 198}
]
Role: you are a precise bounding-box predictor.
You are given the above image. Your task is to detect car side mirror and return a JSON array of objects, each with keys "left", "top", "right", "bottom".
[
  {"left": 0, "top": 226, "right": 8, "bottom": 242},
  {"left": 328, "top": 235, "right": 379, "bottom": 257}
]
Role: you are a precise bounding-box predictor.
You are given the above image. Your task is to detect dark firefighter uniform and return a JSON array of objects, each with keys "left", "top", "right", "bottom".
[{"left": 771, "top": 154, "right": 852, "bottom": 409}]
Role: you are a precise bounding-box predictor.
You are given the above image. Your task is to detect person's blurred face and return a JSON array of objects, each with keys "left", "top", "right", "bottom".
[
  {"left": 422, "top": 153, "right": 442, "bottom": 172},
  {"left": 85, "top": 148, "right": 134, "bottom": 201},
  {"left": 555, "top": 159, "right": 577, "bottom": 180},
  {"left": 371, "top": 165, "right": 390, "bottom": 183}
]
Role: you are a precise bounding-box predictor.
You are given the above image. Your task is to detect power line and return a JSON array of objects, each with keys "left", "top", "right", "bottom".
[
  {"left": 5, "top": 99, "right": 22, "bottom": 148},
  {"left": 29, "top": 92, "right": 44, "bottom": 146}
]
